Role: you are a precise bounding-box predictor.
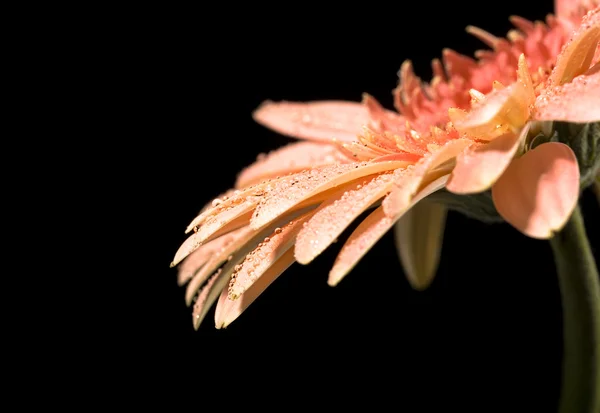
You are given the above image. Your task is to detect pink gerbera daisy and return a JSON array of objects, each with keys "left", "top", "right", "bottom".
[{"left": 173, "top": 0, "right": 599, "bottom": 330}]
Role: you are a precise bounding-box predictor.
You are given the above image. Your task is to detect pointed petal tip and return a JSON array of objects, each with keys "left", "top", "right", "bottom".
[
  {"left": 394, "top": 202, "right": 447, "bottom": 291},
  {"left": 294, "top": 253, "right": 311, "bottom": 265},
  {"left": 192, "top": 316, "right": 201, "bottom": 331},
  {"left": 252, "top": 99, "right": 274, "bottom": 116},
  {"left": 327, "top": 270, "right": 344, "bottom": 287}
]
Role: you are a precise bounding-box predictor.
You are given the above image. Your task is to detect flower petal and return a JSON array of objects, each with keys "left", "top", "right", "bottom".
[
  {"left": 362, "top": 93, "right": 407, "bottom": 134},
  {"left": 382, "top": 139, "right": 474, "bottom": 218},
  {"left": 235, "top": 142, "right": 349, "bottom": 189},
  {"left": 446, "top": 124, "right": 530, "bottom": 194},
  {"left": 190, "top": 206, "right": 315, "bottom": 329},
  {"left": 555, "top": 0, "right": 599, "bottom": 21},
  {"left": 328, "top": 175, "right": 450, "bottom": 286},
  {"left": 214, "top": 248, "right": 296, "bottom": 329},
  {"left": 177, "top": 209, "right": 253, "bottom": 262},
  {"left": 250, "top": 159, "right": 413, "bottom": 230},
  {"left": 393, "top": 201, "right": 447, "bottom": 291},
  {"left": 214, "top": 213, "right": 314, "bottom": 328},
  {"left": 184, "top": 226, "right": 255, "bottom": 306},
  {"left": 252, "top": 100, "right": 370, "bottom": 142},
  {"left": 548, "top": 7, "right": 600, "bottom": 86},
  {"left": 452, "top": 55, "right": 535, "bottom": 138},
  {"left": 176, "top": 226, "right": 254, "bottom": 286},
  {"left": 185, "top": 178, "right": 281, "bottom": 234},
  {"left": 191, "top": 270, "right": 230, "bottom": 330},
  {"left": 491, "top": 142, "right": 580, "bottom": 239},
  {"left": 534, "top": 69, "right": 600, "bottom": 122},
  {"left": 227, "top": 213, "right": 312, "bottom": 300},
  {"left": 294, "top": 172, "right": 396, "bottom": 265}
]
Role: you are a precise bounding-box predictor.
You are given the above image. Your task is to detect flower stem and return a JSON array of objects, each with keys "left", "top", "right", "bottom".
[{"left": 549, "top": 205, "right": 600, "bottom": 413}]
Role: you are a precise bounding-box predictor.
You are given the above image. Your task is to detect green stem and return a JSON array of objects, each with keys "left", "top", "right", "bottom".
[{"left": 549, "top": 205, "right": 600, "bottom": 413}]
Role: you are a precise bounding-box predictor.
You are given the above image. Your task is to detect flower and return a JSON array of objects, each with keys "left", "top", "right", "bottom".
[{"left": 173, "top": 0, "right": 600, "bottom": 329}]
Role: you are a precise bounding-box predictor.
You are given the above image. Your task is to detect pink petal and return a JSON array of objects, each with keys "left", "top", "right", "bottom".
[
  {"left": 491, "top": 142, "right": 580, "bottom": 239},
  {"left": 250, "top": 159, "right": 413, "bottom": 230},
  {"left": 294, "top": 172, "right": 396, "bottom": 265},
  {"left": 328, "top": 175, "right": 450, "bottom": 286},
  {"left": 184, "top": 173, "right": 308, "bottom": 249},
  {"left": 176, "top": 209, "right": 253, "bottom": 263},
  {"left": 446, "top": 125, "right": 530, "bottom": 194},
  {"left": 554, "top": 0, "right": 599, "bottom": 21},
  {"left": 213, "top": 213, "right": 314, "bottom": 328},
  {"left": 191, "top": 270, "right": 229, "bottom": 330},
  {"left": 235, "top": 142, "right": 349, "bottom": 189},
  {"left": 183, "top": 226, "right": 255, "bottom": 306},
  {"left": 452, "top": 55, "right": 535, "bottom": 138},
  {"left": 185, "top": 179, "right": 279, "bottom": 234},
  {"left": 548, "top": 7, "right": 600, "bottom": 86},
  {"left": 337, "top": 140, "right": 391, "bottom": 161},
  {"left": 176, "top": 226, "right": 254, "bottom": 286},
  {"left": 214, "top": 248, "right": 296, "bottom": 329},
  {"left": 362, "top": 93, "right": 407, "bottom": 134},
  {"left": 171, "top": 231, "right": 205, "bottom": 269},
  {"left": 393, "top": 201, "right": 447, "bottom": 291},
  {"left": 227, "top": 213, "right": 312, "bottom": 300},
  {"left": 190, "top": 207, "right": 314, "bottom": 329},
  {"left": 252, "top": 100, "right": 370, "bottom": 142},
  {"left": 382, "top": 139, "right": 474, "bottom": 218},
  {"left": 534, "top": 69, "right": 600, "bottom": 122}
]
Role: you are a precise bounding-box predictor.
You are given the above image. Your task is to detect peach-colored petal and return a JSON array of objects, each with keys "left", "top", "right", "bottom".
[
  {"left": 555, "top": 0, "right": 599, "bottom": 21},
  {"left": 185, "top": 178, "right": 283, "bottom": 233},
  {"left": 250, "top": 159, "right": 413, "bottom": 230},
  {"left": 177, "top": 209, "right": 253, "bottom": 262},
  {"left": 294, "top": 172, "right": 396, "bottom": 264},
  {"left": 328, "top": 175, "right": 450, "bottom": 286},
  {"left": 549, "top": 7, "right": 600, "bottom": 86},
  {"left": 492, "top": 142, "right": 580, "bottom": 239},
  {"left": 337, "top": 140, "right": 391, "bottom": 161},
  {"left": 362, "top": 93, "right": 407, "bottom": 134},
  {"left": 191, "top": 270, "right": 229, "bottom": 330},
  {"left": 393, "top": 201, "right": 447, "bottom": 291},
  {"left": 176, "top": 226, "right": 254, "bottom": 286},
  {"left": 184, "top": 226, "right": 256, "bottom": 306},
  {"left": 252, "top": 100, "right": 369, "bottom": 142},
  {"left": 171, "top": 231, "right": 206, "bottom": 269},
  {"left": 382, "top": 139, "right": 474, "bottom": 218},
  {"left": 446, "top": 124, "right": 530, "bottom": 194},
  {"left": 213, "top": 213, "right": 314, "bottom": 328},
  {"left": 190, "top": 206, "right": 315, "bottom": 329},
  {"left": 235, "top": 142, "right": 349, "bottom": 189},
  {"left": 466, "top": 25, "right": 504, "bottom": 49},
  {"left": 452, "top": 55, "right": 535, "bottom": 138},
  {"left": 227, "top": 213, "right": 312, "bottom": 300},
  {"left": 534, "top": 70, "right": 600, "bottom": 122},
  {"left": 215, "top": 248, "right": 296, "bottom": 329}
]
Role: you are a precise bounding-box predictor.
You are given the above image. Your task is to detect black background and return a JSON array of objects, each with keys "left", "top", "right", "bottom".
[{"left": 135, "top": 1, "right": 600, "bottom": 410}]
